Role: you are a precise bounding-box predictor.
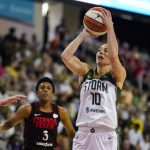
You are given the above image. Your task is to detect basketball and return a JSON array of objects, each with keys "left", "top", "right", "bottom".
[{"left": 83, "top": 7, "right": 107, "bottom": 36}]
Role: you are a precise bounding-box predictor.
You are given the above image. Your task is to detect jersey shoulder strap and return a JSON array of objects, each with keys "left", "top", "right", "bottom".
[
  {"left": 51, "top": 103, "right": 59, "bottom": 114},
  {"left": 30, "top": 102, "right": 39, "bottom": 113},
  {"left": 100, "top": 72, "right": 116, "bottom": 86},
  {"left": 80, "top": 68, "right": 95, "bottom": 85}
]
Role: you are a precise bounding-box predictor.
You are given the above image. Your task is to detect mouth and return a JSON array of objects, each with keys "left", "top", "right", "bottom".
[
  {"left": 98, "top": 55, "right": 104, "bottom": 59},
  {"left": 42, "top": 93, "right": 48, "bottom": 97}
]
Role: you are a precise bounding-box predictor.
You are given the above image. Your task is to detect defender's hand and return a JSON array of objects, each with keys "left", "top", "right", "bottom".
[{"left": 0, "top": 95, "right": 26, "bottom": 106}]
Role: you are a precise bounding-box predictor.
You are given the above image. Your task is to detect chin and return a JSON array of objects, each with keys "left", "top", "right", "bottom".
[
  {"left": 98, "top": 61, "right": 109, "bottom": 66},
  {"left": 97, "top": 61, "right": 104, "bottom": 65},
  {"left": 41, "top": 98, "right": 50, "bottom": 102}
]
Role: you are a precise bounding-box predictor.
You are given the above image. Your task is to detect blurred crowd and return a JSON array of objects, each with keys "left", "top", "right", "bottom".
[{"left": 0, "top": 19, "right": 150, "bottom": 150}]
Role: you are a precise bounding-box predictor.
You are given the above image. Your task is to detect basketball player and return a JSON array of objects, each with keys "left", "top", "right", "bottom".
[
  {"left": 0, "top": 95, "right": 26, "bottom": 106},
  {"left": 61, "top": 8, "right": 126, "bottom": 150},
  {"left": 0, "top": 77, "right": 75, "bottom": 150}
]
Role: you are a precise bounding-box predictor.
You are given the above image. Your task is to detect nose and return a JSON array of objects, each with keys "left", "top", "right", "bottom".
[
  {"left": 100, "top": 51, "right": 103, "bottom": 55},
  {"left": 43, "top": 89, "right": 48, "bottom": 92}
]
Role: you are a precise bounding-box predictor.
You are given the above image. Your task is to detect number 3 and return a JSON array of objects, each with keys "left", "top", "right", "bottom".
[{"left": 43, "top": 130, "right": 48, "bottom": 141}]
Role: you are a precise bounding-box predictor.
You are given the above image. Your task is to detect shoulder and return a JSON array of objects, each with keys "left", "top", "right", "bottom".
[
  {"left": 58, "top": 106, "right": 69, "bottom": 121},
  {"left": 82, "top": 63, "right": 91, "bottom": 75},
  {"left": 17, "top": 104, "right": 32, "bottom": 118},
  {"left": 58, "top": 106, "right": 68, "bottom": 115},
  {"left": 112, "top": 67, "right": 126, "bottom": 89},
  {"left": 79, "top": 63, "right": 91, "bottom": 83},
  {"left": 17, "top": 104, "right": 31, "bottom": 111}
]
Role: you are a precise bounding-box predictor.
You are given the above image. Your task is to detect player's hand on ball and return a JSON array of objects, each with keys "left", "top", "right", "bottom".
[
  {"left": 99, "top": 9, "right": 113, "bottom": 28},
  {"left": 80, "top": 29, "right": 99, "bottom": 39},
  {"left": 85, "top": 29, "right": 100, "bottom": 38}
]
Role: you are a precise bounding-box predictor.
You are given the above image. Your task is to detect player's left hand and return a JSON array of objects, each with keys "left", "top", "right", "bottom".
[
  {"left": 0, "top": 95, "right": 26, "bottom": 106},
  {"left": 80, "top": 29, "right": 99, "bottom": 39},
  {"left": 99, "top": 8, "right": 113, "bottom": 28}
]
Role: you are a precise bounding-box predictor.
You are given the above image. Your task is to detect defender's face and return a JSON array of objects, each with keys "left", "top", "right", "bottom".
[
  {"left": 37, "top": 82, "right": 53, "bottom": 102},
  {"left": 96, "top": 44, "right": 110, "bottom": 66}
]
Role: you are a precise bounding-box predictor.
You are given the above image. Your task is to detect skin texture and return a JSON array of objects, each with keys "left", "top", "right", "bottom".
[
  {"left": 61, "top": 8, "right": 126, "bottom": 89},
  {"left": 0, "top": 95, "right": 26, "bottom": 107},
  {"left": 0, "top": 82, "right": 75, "bottom": 139}
]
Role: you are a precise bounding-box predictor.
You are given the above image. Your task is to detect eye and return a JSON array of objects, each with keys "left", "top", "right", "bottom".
[
  {"left": 104, "top": 48, "right": 108, "bottom": 52},
  {"left": 40, "top": 86, "right": 44, "bottom": 90},
  {"left": 47, "top": 87, "right": 51, "bottom": 90},
  {"left": 47, "top": 86, "right": 53, "bottom": 91}
]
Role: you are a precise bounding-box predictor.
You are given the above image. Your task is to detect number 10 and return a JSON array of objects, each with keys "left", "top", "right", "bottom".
[{"left": 90, "top": 92, "right": 101, "bottom": 105}]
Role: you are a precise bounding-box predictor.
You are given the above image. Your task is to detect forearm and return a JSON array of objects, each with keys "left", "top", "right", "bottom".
[
  {"left": 0, "top": 99, "right": 7, "bottom": 106},
  {"left": 59, "top": 107, "right": 76, "bottom": 139},
  {"left": 66, "top": 128, "right": 75, "bottom": 139},
  {"left": 0, "top": 121, "right": 14, "bottom": 132},
  {"left": 107, "top": 24, "right": 119, "bottom": 59},
  {"left": 61, "top": 34, "right": 85, "bottom": 60}
]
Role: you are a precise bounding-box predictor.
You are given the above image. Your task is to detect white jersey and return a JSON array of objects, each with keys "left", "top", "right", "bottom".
[{"left": 76, "top": 68, "right": 120, "bottom": 129}]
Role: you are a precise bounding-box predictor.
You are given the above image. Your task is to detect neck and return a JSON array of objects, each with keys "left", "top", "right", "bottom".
[
  {"left": 39, "top": 101, "right": 52, "bottom": 111},
  {"left": 96, "top": 65, "right": 111, "bottom": 76}
]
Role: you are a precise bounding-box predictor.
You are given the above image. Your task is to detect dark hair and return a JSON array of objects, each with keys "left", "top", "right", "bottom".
[{"left": 36, "top": 77, "right": 55, "bottom": 93}]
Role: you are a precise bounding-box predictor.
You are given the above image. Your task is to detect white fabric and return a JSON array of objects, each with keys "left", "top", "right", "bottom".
[
  {"left": 76, "top": 79, "right": 117, "bottom": 129},
  {"left": 128, "top": 129, "right": 142, "bottom": 146},
  {"left": 139, "top": 140, "right": 150, "bottom": 150},
  {"left": 73, "top": 127, "right": 117, "bottom": 150}
]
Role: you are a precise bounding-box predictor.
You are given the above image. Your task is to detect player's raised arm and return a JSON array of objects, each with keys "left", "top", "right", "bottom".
[
  {"left": 100, "top": 9, "right": 126, "bottom": 89},
  {"left": 61, "top": 30, "right": 92, "bottom": 77},
  {"left": 0, "top": 95, "right": 26, "bottom": 107}
]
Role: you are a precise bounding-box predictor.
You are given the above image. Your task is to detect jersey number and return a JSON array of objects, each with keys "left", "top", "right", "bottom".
[
  {"left": 90, "top": 92, "right": 101, "bottom": 105},
  {"left": 43, "top": 130, "right": 48, "bottom": 141}
]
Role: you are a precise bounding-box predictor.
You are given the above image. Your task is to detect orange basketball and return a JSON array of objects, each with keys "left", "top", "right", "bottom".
[{"left": 83, "top": 7, "right": 107, "bottom": 36}]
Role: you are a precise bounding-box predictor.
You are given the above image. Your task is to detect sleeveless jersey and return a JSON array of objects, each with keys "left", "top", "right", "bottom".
[
  {"left": 76, "top": 68, "right": 120, "bottom": 129},
  {"left": 23, "top": 102, "right": 60, "bottom": 150}
]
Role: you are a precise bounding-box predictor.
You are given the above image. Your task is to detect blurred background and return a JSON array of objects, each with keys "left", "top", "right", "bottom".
[{"left": 0, "top": 0, "right": 149, "bottom": 149}]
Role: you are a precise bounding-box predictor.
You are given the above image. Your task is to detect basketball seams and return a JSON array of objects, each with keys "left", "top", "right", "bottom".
[
  {"left": 84, "top": 23, "right": 107, "bottom": 36},
  {"left": 83, "top": 7, "right": 107, "bottom": 36},
  {"left": 84, "top": 15, "right": 107, "bottom": 32},
  {"left": 85, "top": 10, "right": 103, "bottom": 22},
  {"left": 84, "top": 15, "right": 104, "bottom": 27}
]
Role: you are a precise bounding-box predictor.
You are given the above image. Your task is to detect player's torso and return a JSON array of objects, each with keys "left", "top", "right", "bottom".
[
  {"left": 76, "top": 68, "right": 119, "bottom": 129},
  {"left": 23, "top": 102, "right": 60, "bottom": 150}
]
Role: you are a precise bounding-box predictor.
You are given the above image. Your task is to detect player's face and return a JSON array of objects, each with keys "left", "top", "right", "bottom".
[
  {"left": 37, "top": 82, "right": 54, "bottom": 102},
  {"left": 96, "top": 44, "right": 110, "bottom": 66}
]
